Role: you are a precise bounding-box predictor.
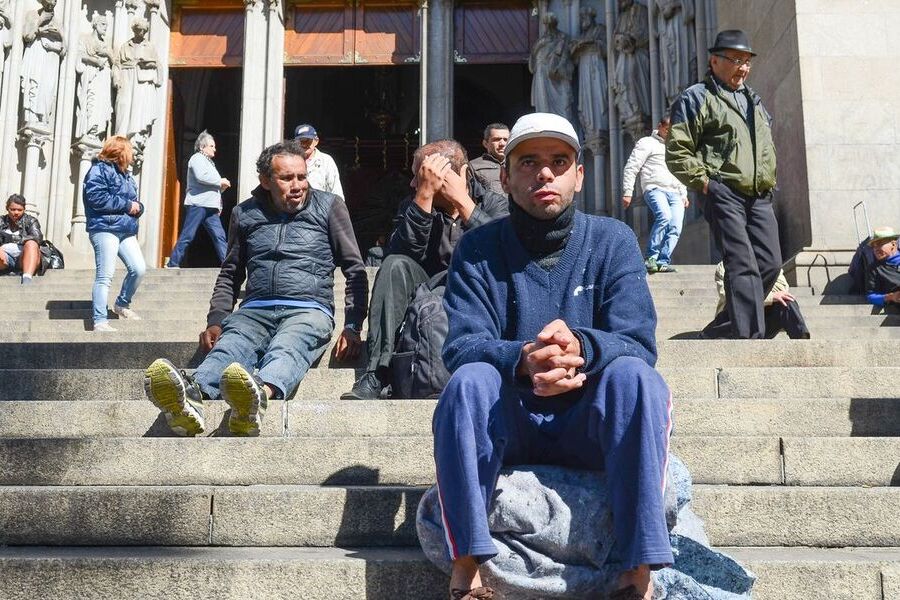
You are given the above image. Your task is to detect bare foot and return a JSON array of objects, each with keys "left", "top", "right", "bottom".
[
  {"left": 450, "top": 556, "right": 484, "bottom": 597},
  {"left": 617, "top": 565, "right": 653, "bottom": 599}
]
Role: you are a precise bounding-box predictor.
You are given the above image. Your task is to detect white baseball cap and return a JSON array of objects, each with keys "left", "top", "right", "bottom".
[{"left": 505, "top": 112, "right": 581, "bottom": 160}]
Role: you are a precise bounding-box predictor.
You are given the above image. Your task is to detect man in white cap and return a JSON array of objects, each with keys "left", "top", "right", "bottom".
[
  {"left": 293, "top": 123, "right": 344, "bottom": 199},
  {"left": 431, "top": 113, "right": 673, "bottom": 600}
]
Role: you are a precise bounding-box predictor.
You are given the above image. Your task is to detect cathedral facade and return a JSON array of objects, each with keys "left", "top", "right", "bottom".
[{"left": 0, "top": 0, "right": 715, "bottom": 267}]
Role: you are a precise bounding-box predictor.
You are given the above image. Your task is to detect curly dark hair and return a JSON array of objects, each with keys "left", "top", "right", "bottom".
[
  {"left": 256, "top": 140, "right": 306, "bottom": 178},
  {"left": 6, "top": 194, "right": 26, "bottom": 208}
]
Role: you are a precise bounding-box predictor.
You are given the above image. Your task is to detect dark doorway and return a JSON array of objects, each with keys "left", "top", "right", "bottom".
[
  {"left": 454, "top": 64, "right": 531, "bottom": 161},
  {"left": 284, "top": 65, "right": 420, "bottom": 255},
  {"left": 165, "top": 68, "right": 242, "bottom": 268}
]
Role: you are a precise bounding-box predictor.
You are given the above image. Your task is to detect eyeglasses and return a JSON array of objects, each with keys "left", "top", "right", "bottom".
[{"left": 713, "top": 53, "right": 752, "bottom": 67}]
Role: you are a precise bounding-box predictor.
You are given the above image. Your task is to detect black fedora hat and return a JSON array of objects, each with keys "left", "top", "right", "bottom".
[{"left": 709, "top": 29, "right": 756, "bottom": 56}]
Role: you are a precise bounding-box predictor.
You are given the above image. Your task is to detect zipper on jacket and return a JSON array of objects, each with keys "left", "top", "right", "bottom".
[{"left": 270, "top": 221, "right": 286, "bottom": 295}]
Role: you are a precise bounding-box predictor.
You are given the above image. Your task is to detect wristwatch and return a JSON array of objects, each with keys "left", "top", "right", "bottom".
[{"left": 344, "top": 323, "right": 361, "bottom": 334}]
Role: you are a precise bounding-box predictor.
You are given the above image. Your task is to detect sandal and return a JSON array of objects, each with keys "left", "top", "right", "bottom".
[{"left": 450, "top": 586, "right": 495, "bottom": 600}]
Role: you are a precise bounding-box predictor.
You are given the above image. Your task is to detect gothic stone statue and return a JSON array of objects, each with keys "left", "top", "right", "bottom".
[
  {"left": 612, "top": 0, "right": 651, "bottom": 139},
  {"left": 529, "top": 12, "right": 574, "bottom": 120},
  {"left": 572, "top": 6, "right": 609, "bottom": 152},
  {"left": 0, "top": 0, "right": 11, "bottom": 82},
  {"left": 657, "top": 0, "right": 696, "bottom": 108},
  {"left": 21, "top": 0, "right": 66, "bottom": 128},
  {"left": 76, "top": 13, "right": 114, "bottom": 143},
  {"left": 114, "top": 17, "right": 161, "bottom": 149}
]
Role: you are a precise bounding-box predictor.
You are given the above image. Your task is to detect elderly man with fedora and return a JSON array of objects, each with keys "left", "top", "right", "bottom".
[
  {"left": 666, "top": 29, "right": 780, "bottom": 339},
  {"left": 865, "top": 226, "right": 900, "bottom": 307},
  {"left": 432, "top": 112, "right": 672, "bottom": 600}
]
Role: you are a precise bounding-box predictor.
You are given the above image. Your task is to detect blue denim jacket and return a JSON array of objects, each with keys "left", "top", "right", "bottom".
[{"left": 83, "top": 159, "right": 143, "bottom": 235}]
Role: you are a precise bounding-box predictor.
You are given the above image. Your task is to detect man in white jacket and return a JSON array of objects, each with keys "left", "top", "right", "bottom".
[{"left": 622, "top": 117, "right": 688, "bottom": 273}]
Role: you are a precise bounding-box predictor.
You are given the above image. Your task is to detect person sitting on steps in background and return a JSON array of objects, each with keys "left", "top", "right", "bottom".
[
  {"left": 0, "top": 194, "right": 43, "bottom": 285},
  {"left": 342, "top": 139, "right": 508, "bottom": 400},
  {"left": 144, "top": 140, "right": 368, "bottom": 437},
  {"left": 865, "top": 226, "right": 900, "bottom": 307},
  {"left": 702, "top": 262, "right": 810, "bottom": 339}
]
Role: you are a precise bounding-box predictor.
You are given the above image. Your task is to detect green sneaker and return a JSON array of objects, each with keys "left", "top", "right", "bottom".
[
  {"left": 657, "top": 264, "right": 678, "bottom": 273},
  {"left": 645, "top": 257, "right": 659, "bottom": 274},
  {"left": 220, "top": 363, "right": 268, "bottom": 437},
  {"left": 144, "top": 358, "right": 205, "bottom": 437}
]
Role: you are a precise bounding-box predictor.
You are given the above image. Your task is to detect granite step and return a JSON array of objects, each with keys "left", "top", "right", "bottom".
[
  {"left": 1, "top": 397, "right": 898, "bottom": 439},
  {"left": 0, "top": 436, "right": 784, "bottom": 486},
  {"left": 0, "top": 545, "right": 895, "bottom": 600},
  {"left": 0, "top": 339, "right": 895, "bottom": 370},
  {"left": 0, "top": 484, "right": 895, "bottom": 548},
  {"left": 3, "top": 366, "right": 899, "bottom": 401}
]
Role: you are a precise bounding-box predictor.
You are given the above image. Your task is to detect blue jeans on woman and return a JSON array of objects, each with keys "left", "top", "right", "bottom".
[
  {"left": 89, "top": 231, "right": 147, "bottom": 325},
  {"left": 167, "top": 205, "right": 227, "bottom": 267},
  {"left": 644, "top": 189, "right": 684, "bottom": 266}
]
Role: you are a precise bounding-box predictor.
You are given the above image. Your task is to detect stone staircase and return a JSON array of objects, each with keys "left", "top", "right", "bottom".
[{"left": 0, "top": 266, "right": 898, "bottom": 599}]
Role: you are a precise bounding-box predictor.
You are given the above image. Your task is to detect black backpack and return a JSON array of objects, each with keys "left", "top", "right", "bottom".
[
  {"left": 390, "top": 270, "right": 451, "bottom": 399},
  {"left": 848, "top": 238, "right": 875, "bottom": 294}
]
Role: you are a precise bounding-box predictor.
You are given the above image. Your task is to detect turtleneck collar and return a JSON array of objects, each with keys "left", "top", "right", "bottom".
[{"left": 509, "top": 197, "right": 575, "bottom": 267}]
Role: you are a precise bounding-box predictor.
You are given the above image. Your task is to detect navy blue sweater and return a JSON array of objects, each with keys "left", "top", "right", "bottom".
[{"left": 442, "top": 211, "right": 657, "bottom": 385}]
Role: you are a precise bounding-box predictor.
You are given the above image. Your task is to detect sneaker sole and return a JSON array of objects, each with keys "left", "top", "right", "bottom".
[
  {"left": 220, "top": 363, "right": 264, "bottom": 437},
  {"left": 143, "top": 359, "right": 204, "bottom": 437}
]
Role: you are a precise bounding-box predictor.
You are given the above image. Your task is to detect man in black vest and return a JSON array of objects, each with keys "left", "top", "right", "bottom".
[{"left": 144, "top": 140, "right": 368, "bottom": 437}]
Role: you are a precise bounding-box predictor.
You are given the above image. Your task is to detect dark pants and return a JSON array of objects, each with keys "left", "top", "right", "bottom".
[
  {"left": 433, "top": 358, "right": 674, "bottom": 571},
  {"left": 704, "top": 301, "right": 810, "bottom": 339},
  {"left": 703, "top": 180, "right": 782, "bottom": 339},
  {"left": 365, "top": 253, "right": 429, "bottom": 373},
  {"left": 168, "top": 205, "right": 227, "bottom": 267}
]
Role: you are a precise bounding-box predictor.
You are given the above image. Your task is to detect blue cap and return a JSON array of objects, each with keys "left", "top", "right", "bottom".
[{"left": 293, "top": 124, "right": 318, "bottom": 140}]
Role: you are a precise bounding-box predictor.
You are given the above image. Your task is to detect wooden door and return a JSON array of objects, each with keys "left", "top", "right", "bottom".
[{"left": 454, "top": 0, "right": 537, "bottom": 64}]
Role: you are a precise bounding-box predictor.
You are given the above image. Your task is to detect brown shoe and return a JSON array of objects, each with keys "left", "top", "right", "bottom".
[
  {"left": 450, "top": 587, "right": 494, "bottom": 600},
  {"left": 608, "top": 585, "right": 645, "bottom": 600}
]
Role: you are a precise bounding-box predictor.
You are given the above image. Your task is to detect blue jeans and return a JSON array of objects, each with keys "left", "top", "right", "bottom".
[
  {"left": 194, "top": 306, "right": 334, "bottom": 399},
  {"left": 167, "top": 205, "right": 227, "bottom": 267},
  {"left": 433, "top": 357, "right": 674, "bottom": 570},
  {"left": 89, "top": 232, "right": 146, "bottom": 325},
  {"left": 644, "top": 189, "right": 684, "bottom": 266}
]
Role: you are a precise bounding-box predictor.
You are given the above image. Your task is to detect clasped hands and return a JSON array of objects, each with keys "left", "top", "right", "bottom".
[{"left": 518, "top": 319, "right": 587, "bottom": 397}]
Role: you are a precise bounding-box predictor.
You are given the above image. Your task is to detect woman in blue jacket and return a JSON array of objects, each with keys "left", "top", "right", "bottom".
[{"left": 83, "top": 135, "right": 146, "bottom": 332}]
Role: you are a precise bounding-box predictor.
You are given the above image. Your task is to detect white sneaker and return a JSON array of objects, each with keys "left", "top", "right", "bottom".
[
  {"left": 113, "top": 304, "right": 141, "bottom": 320},
  {"left": 93, "top": 322, "right": 117, "bottom": 332}
]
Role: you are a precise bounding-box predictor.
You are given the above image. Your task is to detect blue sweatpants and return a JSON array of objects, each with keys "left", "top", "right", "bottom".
[{"left": 432, "top": 357, "right": 674, "bottom": 571}]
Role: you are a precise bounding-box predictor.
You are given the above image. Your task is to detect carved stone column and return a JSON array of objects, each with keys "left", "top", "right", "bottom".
[
  {"left": 137, "top": 0, "right": 168, "bottom": 263},
  {"left": 425, "top": 0, "right": 452, "bottom": 141},
  {"left": 264, "top": 0, "right": 285, "bottom": 145},
  {"left": 0, "top": 0, "right": 26, "bottom": 201},
  {"left": 18, "top": 125, "right": 53, "bottom": 218},
  {"left": 605, "top": 0, "right": 623, "bottom": 221},
  {"left": 238, "top": 0, "right": 268, "bottom": 199},
  {"left": 70, "top": 139, "right": 103, "bottom": 248},
  {"left": 47, "top": 0, "right": 87, "bottom": 245}
]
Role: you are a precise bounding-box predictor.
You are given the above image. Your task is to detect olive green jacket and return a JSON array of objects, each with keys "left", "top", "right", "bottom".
[{"left": 666, "top": 74, "right": 777, "bottom": 197}]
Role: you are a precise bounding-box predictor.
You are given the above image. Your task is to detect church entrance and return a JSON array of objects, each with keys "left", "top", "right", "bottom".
[
  {"left": 163, "top": 68, "right": 242, "bottom": 268},
  {"left": 283, "top": 65, "right": 419, "bottom": 257}
]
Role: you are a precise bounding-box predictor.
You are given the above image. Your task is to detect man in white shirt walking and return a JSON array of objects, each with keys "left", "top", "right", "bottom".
[
  {"left": 293, "top": 123, "right": 345, "bottom": 200},
  {"left": 622, "top": 117, "right": 688, "bottom": 273}
]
